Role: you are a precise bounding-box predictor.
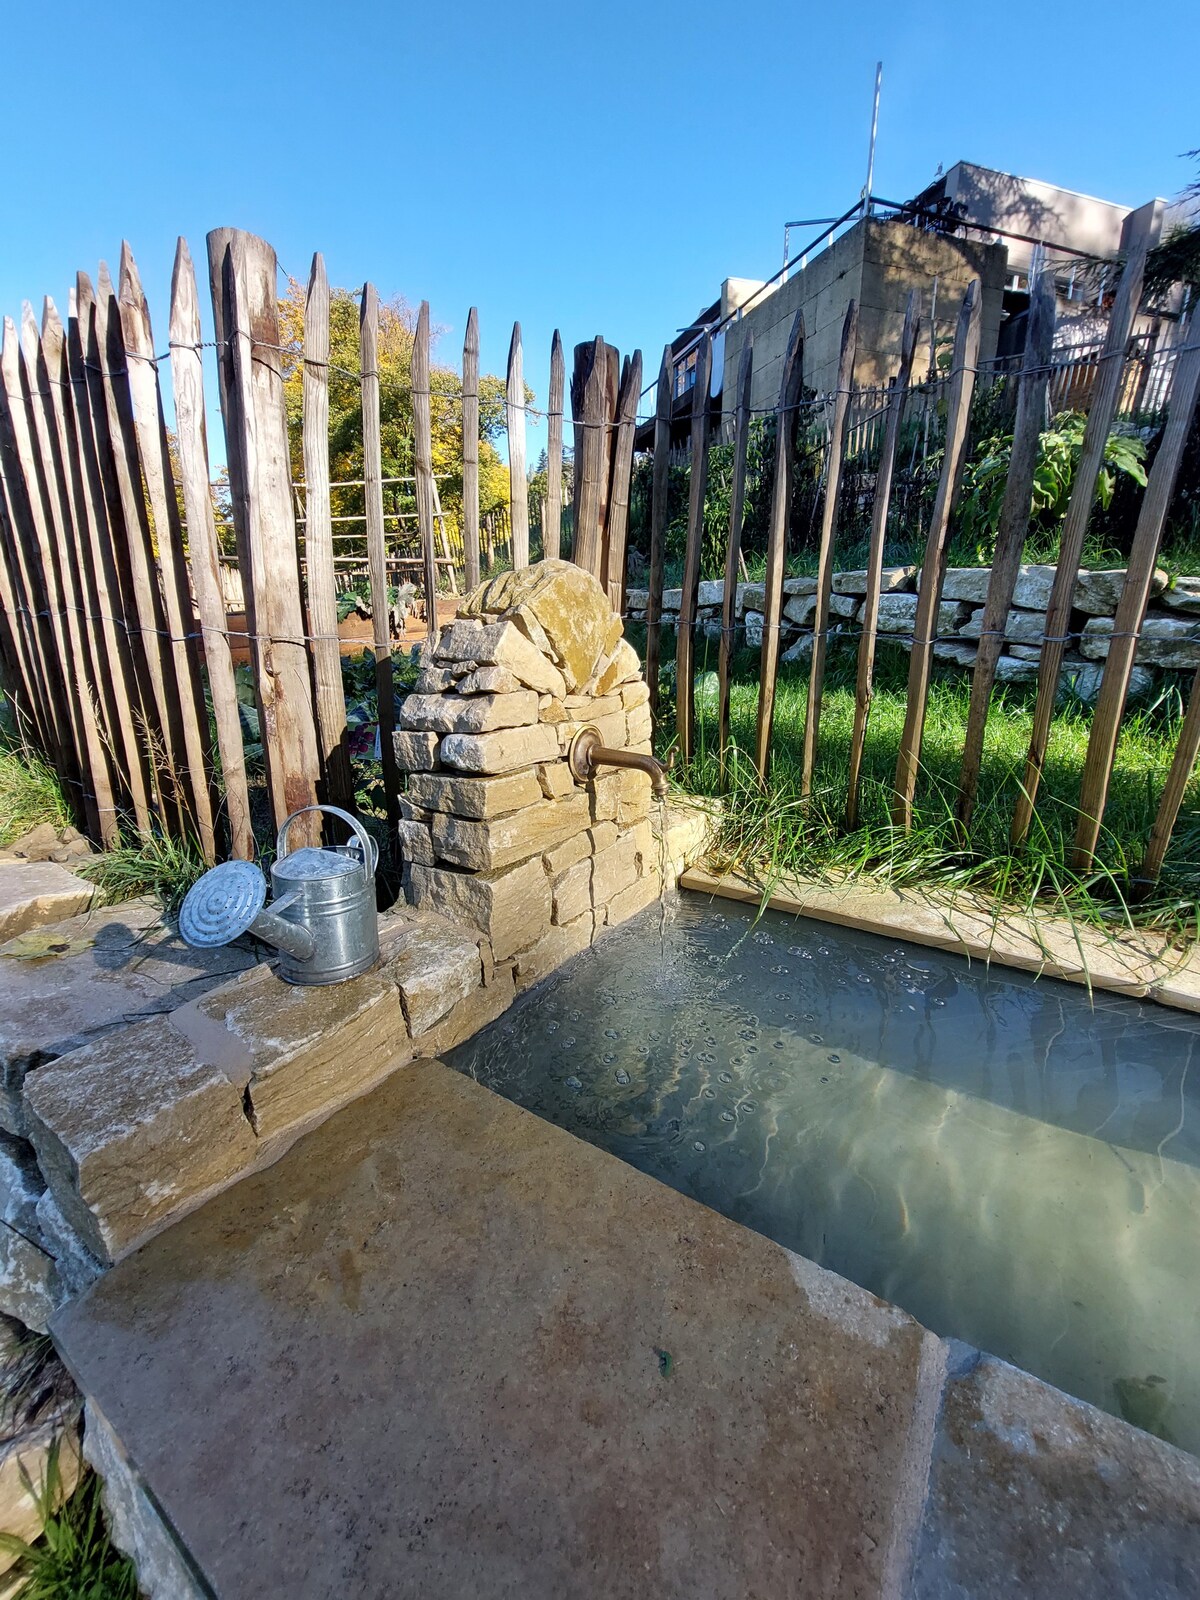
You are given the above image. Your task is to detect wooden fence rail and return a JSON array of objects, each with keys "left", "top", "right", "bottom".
[{"left": 2, "top": 228, "right": 1199, "bottom": 906}]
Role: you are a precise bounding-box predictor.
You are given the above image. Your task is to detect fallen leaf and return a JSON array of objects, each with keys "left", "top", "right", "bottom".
[{"left": 1, "top": 930, "right": 95, "bottom": 961}]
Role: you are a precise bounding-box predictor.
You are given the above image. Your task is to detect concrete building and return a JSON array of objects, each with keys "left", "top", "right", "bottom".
[{"left": 646, "top": 161, "right": 1168, "bottom": 443}]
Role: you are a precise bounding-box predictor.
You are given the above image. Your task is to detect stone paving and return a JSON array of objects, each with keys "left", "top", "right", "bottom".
[{"left": 52, "top": 1061, "right": 1200, "bottom": 1599}]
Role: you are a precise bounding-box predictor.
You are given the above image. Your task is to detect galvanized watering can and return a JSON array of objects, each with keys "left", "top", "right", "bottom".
[{"left": 179, "top": 805, "right": 380, "bottom": 985}]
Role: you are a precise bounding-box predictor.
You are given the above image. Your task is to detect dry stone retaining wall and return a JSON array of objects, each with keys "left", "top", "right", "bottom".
[{"left": 628, "top": 566, "right": 1200, "bottom": 702}]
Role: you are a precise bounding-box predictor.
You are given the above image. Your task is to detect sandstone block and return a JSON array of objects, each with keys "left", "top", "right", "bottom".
[
  {"left": 739, "top": 583, "right": 766, "bottom": 614},
  {"left": 0, "top": 1130, "right": 44, "bottom": 1245},
  {"left": 412, "top": 964, "right": 517, "bottom": 1055},
  {"left": 413, "top": 665, "right": 457, "bottom": 694},
  {"left": 0, "top": 863, "right": 92, "bottom": 944},
  {"left": 605, "top": 873, "right": 662, "bottom": 929},
  {"left": 833, "top": 565, "right": 915, "bottom": 596},
  {"left": 625, "top": 704, "right": 653, "bottom": 746},
  {"left": 458, "top": 561, "right": 616, "bottom": 692},
  {"left": 616, "top": 767, "right": 652, "bottom": 826},
  {"left": 196, "top": 969, "right": 408, "bottom": 1149},
  {"left": 960, "top": 607, "right": 1048, "bottom": 646},
  {"left": 392, "top": 731, "right": 441, "bottom": 773},
  {"left": 933, "top": 641, "right": 977, "bottom": 667},
  {"left": 591, "top": 834, "right": 640, "bottom": 907},
  {"left": 995, "top": 654, "right": 1037, "bottom": 682},
  {"left": 594, "top": 639, "right": 642, "bottom": 697},
  {"left": 400, "top": 690, "right": 538, "bottom": 734},
  {"left": 552, "top": 859, "right": 592, "bottom": 925},
  {"left": 0, "top": 1221, "right": 60, "bottom": 1331},
  {"left": 514, "top": 913, "right": 593, "bottom": 993},
  {"left": 563, "top": 692, "right": 623, "bottom": 716},
  {"left": 660, "top": 587, "right": 682, "bottom": 611},
  {"left": 589, "top": 772, "right": 621, "bottom": 824},
  {"left": 380, "top": 915, "right": 482, "bottom": 1035},
  {"left": 1075, "top": 568, "right": 1165, "bottom": 615},
  {"left": 436, "top": 619, "right": 567, "bottom": 697},
  {"left": 782, "top": 576, "right": 818, "bottom": 597},
  {"left": 34, "top": 1188, "right": 102, "bottom": 1297},
  {"left": 405, "top": 857, "right": 551, "bottom": 962},
  {"left": 1082, "top": 615, "right": 1200, "bottom": 668},
  {"left": 0, "top": 1417, "right": 83, "bottom": 1564},
  {"left": 620, "top": 680, "right": 650, "bottom": 710},
  {"left": 783, "top": 593, "right": 815, "bottom": 627},
  {"left": 1162, "top": 576, "right": 1200, "bottom": 615},
  {"left": 440, "top": 722, "right": 560, "bottom": 775},
  {"left": 456, "top": 665, "right": 522, "bottom": 695},
  {"left": 24, "top": 1016, "right": 259, "bottom": 1263},
  {"left": 398, "top": 795, "right": 428, "bottom": 823},
  {"left": 537, "top": 761, "right": 574, "bottom": 800},
  {"left": 632, "top": 819, "right": 657, "bottom": 875},
  {"left": 589, "top": 822, "right": 618, "bottom": 854},
  {"left": 544, "top": 833, "right": 591, "bottom": 876},
  {"left": 396, "top": 819, "right": 434, "bottom": 866},
  {"left": 744, "top": 610, "right": 765, "bottom": 648},
  {"left": 538, "top": 695, "right": 567, "bottom": 723},
  {"left": 407, "top": 769, "right": 543, "bottom": 819},
  {"left": 430, "top": 794, "right": 592, "bottom": 873},
  {"left": 940, "top": 564, "right": 1056, "bottom": 610},
  {"left": 626, "top": 587, "right": 649, "bottom": 613}
]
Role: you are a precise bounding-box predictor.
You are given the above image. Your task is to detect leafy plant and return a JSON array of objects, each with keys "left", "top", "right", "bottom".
[
  {"left": 0, "top": 1446, "right": 139, "bottom": 1600},
  {"left": 957, "top": 412, "right": 1148, "bottom": 558}
]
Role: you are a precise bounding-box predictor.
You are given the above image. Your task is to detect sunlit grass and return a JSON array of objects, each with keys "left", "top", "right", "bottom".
[{"left": 657, "top": 635, "right": 1200, "bottom": 940}]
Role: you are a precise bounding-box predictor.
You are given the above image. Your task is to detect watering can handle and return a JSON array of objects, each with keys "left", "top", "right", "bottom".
[{"left": 276, "top": 805, "right": 378, "bottom": 879}]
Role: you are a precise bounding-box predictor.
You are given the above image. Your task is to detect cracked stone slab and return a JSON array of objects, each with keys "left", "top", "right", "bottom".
[
  {"left": 0, "top": 901, "right": 256, "bottom": 1135},
  {"left": 23, "top": 1015, "right": 258, "bottom": 1264},
  {"left": 906, "top": 1348, "right": 1200, "bottom": 1598},
  {"left": 54, "top": 1063, "right": 929, "bottom": 1598},
  {"left": 0, "top": 862, "right": 92, "bottom": 943}
]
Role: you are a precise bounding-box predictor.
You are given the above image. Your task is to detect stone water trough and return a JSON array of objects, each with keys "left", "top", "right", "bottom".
[{"left": 3, "top": 559, "right": 1198, "bottom": 1597}]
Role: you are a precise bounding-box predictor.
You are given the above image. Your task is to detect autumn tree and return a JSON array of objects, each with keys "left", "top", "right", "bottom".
[{"left": 276, "top": 282, "right": 521, "bottom": 561}]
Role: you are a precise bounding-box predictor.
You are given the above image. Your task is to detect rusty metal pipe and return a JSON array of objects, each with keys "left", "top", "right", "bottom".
[{"left": 567, "top": 725, "right": 670, "bottom": 801}]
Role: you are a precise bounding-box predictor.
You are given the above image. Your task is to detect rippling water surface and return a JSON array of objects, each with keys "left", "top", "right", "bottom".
[{"left": 447, "top": 893, "right": 1200, "bottom": 1453}]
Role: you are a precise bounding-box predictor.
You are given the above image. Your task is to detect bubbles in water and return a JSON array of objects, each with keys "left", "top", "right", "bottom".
[
  {"left": 809, "top": 1033, "right": 824, "bottom": 1044},
  {"left": 720, "top": 1111, "right": 735, "bottom": 1123},
  {"left": 693, "top": 1140, "right": 707, "bottom": 1152},
  {"left": 564, "top": 1076, "right": 582, "bottom": 1091},
  {"left": 770, "top": 965, "right": 788, "bottom": 974},
  {"left": 718, "top": 1070, "right": 733, "bottom": 1084},
  {"left": 828, "top": 1053, "right": 841, "bottom": 1064},
  {"left": 752, "top": 933, "right": 773, "bottom": 945},
  {"left": 746, "top": 1044, "right": 759, "bottom": 1054},
  {"left": 603, "top": 1053, "right": 616, "bottom": 1066},
  {"left": 773, "top": 1039, "right": 787, "bottom": 1050},
  {"left": 615, "top": 1069, "right": 630, "bottom": 1086},
  {"left": 787, "top": 946, "right": 804, "bottom": 956},
  {"left": 604, "top": 1028, "right": 619, "bottom": 1040},
  {"left": 546, "top": 1021, "right": 559, "bottom": 1033},
  {"left": 562, "top": 1037, "right": 576, "bottom": 1049},
  {"left": 702, "top": 1087, "right": 716, "bottom": 1099},
  {"left": 698, "top": 1051, "right": 716, "bottom": 1065},
  {"left": 857, "top": 974, "right": 871, "bottom": 984}
]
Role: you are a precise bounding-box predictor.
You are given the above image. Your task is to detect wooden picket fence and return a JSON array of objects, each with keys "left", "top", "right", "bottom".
[
  {"left": 642, "top": 244, "right": 1200, "bottom": 891},
  {"left": 0, "top": 228, "right": 642, "bottom": 864},
  {"left": 1, "top": 225, "right": 1198, "bottom": 896}
]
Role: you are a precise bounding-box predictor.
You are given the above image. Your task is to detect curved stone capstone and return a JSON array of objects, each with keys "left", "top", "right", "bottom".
[{"left": 458, "top": 559, "right": 623, "bottom": 694}]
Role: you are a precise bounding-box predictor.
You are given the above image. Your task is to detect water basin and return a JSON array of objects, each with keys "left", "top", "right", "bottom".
[{"left": 448, "top": 892, "right": 1200, "bottom": 1454}]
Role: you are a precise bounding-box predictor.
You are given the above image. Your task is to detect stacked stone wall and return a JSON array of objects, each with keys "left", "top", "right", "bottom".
[
  {"left": 628, "top": 567, "right": 1200, "bottom": 703},
  {"left": 393, "top": 564, "right": 663, "bottom": 988}
]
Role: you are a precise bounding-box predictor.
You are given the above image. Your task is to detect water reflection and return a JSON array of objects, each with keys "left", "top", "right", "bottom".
[{"left": 447, "top": 895, "right": 1200, "bottom": 1455}]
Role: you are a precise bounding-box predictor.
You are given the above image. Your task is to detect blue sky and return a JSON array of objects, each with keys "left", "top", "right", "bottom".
[{"left": 4, "top": 0, "right": 1196, "bottom": 459}]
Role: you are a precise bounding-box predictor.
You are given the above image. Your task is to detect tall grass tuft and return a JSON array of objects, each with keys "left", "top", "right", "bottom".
[
  {"left": 0, "top": 739, "right": 71, "bottom": 848},
  {"left": 665, "top": 637, "right": 1200, "bottom": 942},
  {"left": 78, "top": 834, "right": 208, "bottom": 912},
  {"left": 0, "top": 1446, "right": 139, "bottom": 1600}
]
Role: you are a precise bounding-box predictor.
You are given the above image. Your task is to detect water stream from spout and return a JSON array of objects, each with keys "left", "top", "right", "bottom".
[{"left": 655, "top": 794, "right": 677, "bottom": 970}]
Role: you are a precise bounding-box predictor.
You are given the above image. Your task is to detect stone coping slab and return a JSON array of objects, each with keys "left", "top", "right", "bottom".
[
  {"left": 681, "top": 865, "right": 1200, "bottom": 1014},
  {"left": 52, "top": 1063, "right": 1200, "bottom": 1599},
  {"left": 0, "top": 901, "right": 256, "bottom": 1134},
  {"left": 0, "top": 861, "right": 92, "bottom": 943}
]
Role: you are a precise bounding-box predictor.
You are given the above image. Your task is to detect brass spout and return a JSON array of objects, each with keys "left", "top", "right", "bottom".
[{"left": 567, "top": 725, "right": 671, "bottom": 801}]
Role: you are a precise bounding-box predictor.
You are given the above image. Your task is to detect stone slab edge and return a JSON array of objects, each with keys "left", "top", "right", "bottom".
[{"left": 680, "top": 865, "right": 1200, "bottom": 1015}]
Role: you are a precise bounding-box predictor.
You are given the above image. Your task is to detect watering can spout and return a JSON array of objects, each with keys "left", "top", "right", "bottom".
[{"left": 245, "top": 905, "right": 317, "bottom": 965}]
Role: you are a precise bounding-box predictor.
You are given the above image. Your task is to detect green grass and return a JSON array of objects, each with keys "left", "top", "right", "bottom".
[
  {"left": 0, "top": 739, "right": 71, "bottom": 848},
  {"left": 0, "top": 1447, "right": 138, "bottom": 1600},
  {"left": 78, "top": 833, "right": 209, "bottom": 912},
  {"left": 657, "top": 636, "right": 1200, "bottom": 940}
]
